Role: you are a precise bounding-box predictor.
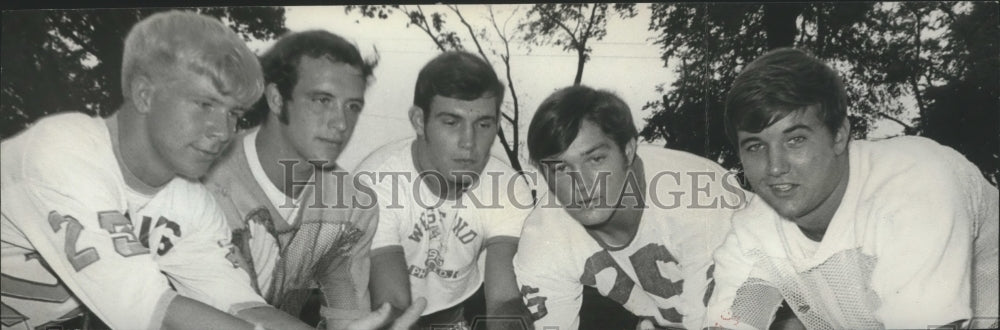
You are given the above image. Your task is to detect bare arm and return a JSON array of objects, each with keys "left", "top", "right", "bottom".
[
  {"left": 236, "top": 306, "right": 313, "bottom": 330},
  {"left": 370, "top": 246, "right": 413, "bottom": 320},
  {"left": 484, "top": 240, "right": 532, "bottom": 329},
  {"left": 161, "top": 296, "right": 253, "bottom": 330}
]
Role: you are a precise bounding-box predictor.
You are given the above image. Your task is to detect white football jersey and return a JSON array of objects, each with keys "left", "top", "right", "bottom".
[
  {"left": 705, "top": 137, "right": 999, "bottom": 330},
  {"left": 355, "top": 138, "right": 536, "bottom": 315},
  {"left": 514, "top": 145, "right": 746, "bottom": 330},
  {"left": 1, "top": 113, "right": 265, "bottom": 330}
]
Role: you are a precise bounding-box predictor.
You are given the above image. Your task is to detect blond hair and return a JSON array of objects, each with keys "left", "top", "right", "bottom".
[{"left": 121, "top": 10, "right": 263, "bottom": 106}]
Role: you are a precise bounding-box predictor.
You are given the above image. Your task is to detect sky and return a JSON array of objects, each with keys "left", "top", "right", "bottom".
[{"left": 247, "top": 4, "right": 906, "bottom": 171}]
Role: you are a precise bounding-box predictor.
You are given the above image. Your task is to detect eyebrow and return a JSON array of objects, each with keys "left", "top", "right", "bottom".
[
  {"left": 738, "top": 136, "right": 761, "bottom": 147},
  {"left": 582, "top": 142, "right": 609, "bottom": 156},
  {"left": 783, "top": 124, "right": 814, "bottom": 134}
]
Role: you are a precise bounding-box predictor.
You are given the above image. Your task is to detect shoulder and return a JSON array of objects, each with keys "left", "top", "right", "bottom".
[
  {"left": 354, "top": 137, "right": 413, "bottom": 174},
  {"left": 4, "top": 112, "right": 119, "bottom": 190},
  {"left": 637, "top": 144, "right": 731, "bottom": 174},
  {"left": 166, "top": 177, "right": 219, "bottom": 211},
  {"left": 854, "top": 136, "right": 982, "bottom": 194},
  {"left": 518, "top": 207, "right": 576, "bottom": 253}
]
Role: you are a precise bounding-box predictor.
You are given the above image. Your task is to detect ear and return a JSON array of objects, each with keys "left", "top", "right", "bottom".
[
  {"left": 624, "top": 137, "right": 638, "bottom": 164},
  {"left": 409, "top": 106, "right": 425, "bottom": 137},
  {"left": 833, "top": 117, "right": 850, "bottom": 155},
  {"left": 130, "top": 74, "right": 155, "bottom": 114},
  {"left": 265, "top": 83, "right": 284, "bottom": 117}
]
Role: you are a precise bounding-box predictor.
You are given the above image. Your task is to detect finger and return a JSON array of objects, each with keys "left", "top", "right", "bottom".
[
  {"left": 637, "top": 319, "right": 654, "bottom": 330},
  {"left": 347, "top": 303, "right": 392, "bottom": 330},
  {"left": 391, "top": 297, "right": 427, "bottom": 330}
]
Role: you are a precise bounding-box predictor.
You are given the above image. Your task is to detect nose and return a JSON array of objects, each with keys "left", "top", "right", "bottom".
[
  {"left": 206, "top": 109, "right": 233, "bottom": 143},
  {"left": 326, "top": 103, "right": 348, "bottom": 132},
  {"left": 766, "top": 147, "right": 790, "bottom": 177},
  {"left": 457, "top": 123, "right": 474, "bottom": 150},
  {"left": 571, "top": 167, "right": 600, "bottom": 198}
]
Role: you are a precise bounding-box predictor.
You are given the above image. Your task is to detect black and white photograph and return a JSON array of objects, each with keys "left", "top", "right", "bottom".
[{"left": 1, "top": 3, "right": 997, "bottom": 330}]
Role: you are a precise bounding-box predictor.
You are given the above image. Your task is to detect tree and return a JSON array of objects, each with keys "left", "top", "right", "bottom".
[
  {"left": 642, "top": 2, "right": 997, "bottom": 184},
  {"left": 520, "top": 3, "right": 637, "bottom": 85},
  {"left": 1, "top": 7, "right": 287, "bottom": 139}
]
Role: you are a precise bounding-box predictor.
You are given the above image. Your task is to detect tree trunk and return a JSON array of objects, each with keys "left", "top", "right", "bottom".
[{"left": 573, "top": 48, "right": 585, "bottom": 85}]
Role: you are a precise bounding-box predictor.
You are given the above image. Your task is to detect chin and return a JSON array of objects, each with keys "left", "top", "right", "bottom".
[{"left": 568, "top": 209, "right": 614, "bottom": 228}]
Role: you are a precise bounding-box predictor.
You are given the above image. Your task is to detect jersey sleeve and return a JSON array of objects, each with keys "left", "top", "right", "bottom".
[
  {"left": 675, "top": 169, "right": 745, "bottom": 329},
  {"left": 1, "top": 139, "right": 176, "bottom": 329},
  {"left": 483, "top": 171, "right": 536, "bottom": 244},
  {"left": 358, "top": 171, "right": 404, "bottom": 253},
  {"left": 868, "top": 150, "right": 979, "bottom": 328},
  {"left": 513, "top": 211, "right": 583, "bottom": 329},
  {"left": 155, "top": 184, "right": 267, "bottom": 314},
  {"left": 702, "top": 223, "right": 783, "bottom": 330}
]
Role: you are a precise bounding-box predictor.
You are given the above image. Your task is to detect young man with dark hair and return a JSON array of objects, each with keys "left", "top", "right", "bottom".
[
  {"left": 204, "top": 30, "right": 425, "bottom": 330},
  {"left": 515, "top": 85, "right": 746, "bottom": 329},
  {"left": 704, "top": 47, "right": 998, "bottom": 329},
  {"left": 0, "top": 11, "right": 318, "bottom": 330},
  {"left": 356, "top": 51, "right": 535, "bottom": 329}
]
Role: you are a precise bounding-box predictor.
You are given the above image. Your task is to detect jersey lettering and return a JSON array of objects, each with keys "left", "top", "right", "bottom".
[
  {"left": 520, "top": 285, "right": 548, "bottom": 320},
  {"left": 47, "top": 212, "right": 99, "bottom": 271},
  {"left": 0, "top": 271, "right": 75, "bottom": 328},
  {"left": 138, "top": 215, "right": 180, "bottom": 255},
  {"left": 580, "top": 243, "right": 687, "bottom": 323},
  {"left": 98, "top": 211, "right": 149, "bottom": 257},
  {"left": 580, "top": 250, "right": 634, "bottom": 303}
]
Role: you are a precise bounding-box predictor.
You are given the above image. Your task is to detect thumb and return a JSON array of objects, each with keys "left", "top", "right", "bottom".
[{"left": 637, "top": 319, "right": 655, "bottom": 330}]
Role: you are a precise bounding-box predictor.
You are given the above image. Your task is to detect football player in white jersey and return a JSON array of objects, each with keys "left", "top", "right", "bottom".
[
  {"left": 0, "top": 11, "right": 317, "bottom": 330},
  {"left": 204, "top": 30, "right": 425, "bottom": 330},
  {"left": 704, "top": 47, "right": 998, "bottom": 329},
  {"left": 356, "top": 51, "right": 535, "bottom": 329},
  {"left": 514, "top": 86, "right": 747, "bottom": 330}
]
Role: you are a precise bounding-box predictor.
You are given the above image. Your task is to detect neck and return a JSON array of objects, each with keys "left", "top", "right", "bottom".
[
  {"left": 796, "top": 154, "right": 850, "bottom": 242},
  {"left": 257, "top": 120, "right": 314, "bottom": 199},
  {"left": 411, "top": 139, "right": 465, "bottom": 200},
  {"left": 587, "top": 156, "right": 647, "bottom": 247},
  {"left": 114, "top": 105, "right": 173, "bottom": 189}
]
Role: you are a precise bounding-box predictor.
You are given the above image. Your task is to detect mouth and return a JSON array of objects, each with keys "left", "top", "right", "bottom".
[
  {"left": 193, "top": 147, "right": 222, "bottom": 159},
  {"left": 576, "top": 196, "right": 603, "bottom": 208},
  {"left": 453, "top": 158, "right": 476, "bottom": 166},
  {"left": 317, "top": 137, "right": 344, "bottom": 146},
  {"left": 767, "top": 183, "right": 798, "bottom": 196}
]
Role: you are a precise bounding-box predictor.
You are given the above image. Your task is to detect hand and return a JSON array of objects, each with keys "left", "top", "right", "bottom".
[
  {"left": 346, "top": 298, "right": 426, "bottom": 330},
  {"left": 636, "top": 319, "right": 655, "bottom": 330}
]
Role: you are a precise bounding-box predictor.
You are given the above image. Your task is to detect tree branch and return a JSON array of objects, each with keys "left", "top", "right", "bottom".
[
  {"left": 537, "top": 6, "right": 581, "bottom": 48},
  {"left": 448, "top": 5, "right": 489, "bottom": 61},
  {"left": 875, "top": 111, "right": 915, "bottom": 131},
  {"left": 412, "top": 5, "right": 446, "bottom": 52}
]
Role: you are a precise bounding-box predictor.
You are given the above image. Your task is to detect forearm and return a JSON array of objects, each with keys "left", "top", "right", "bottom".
[
  {"left": 484, "top": 241, "right": 530, "bottom": 329},
  {"left": 161, "top": 295, "right": 253, "bottom": 330},
  {"left": 236, "top": 306, "right": 313, "bottom": 330}
]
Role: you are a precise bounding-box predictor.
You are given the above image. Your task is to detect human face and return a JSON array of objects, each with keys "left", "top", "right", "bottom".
[
  {"left": 414, "top": 95, "right": 498, "bottom": 186},
  {"left": 145, "top": 69, "right": 248, "bottom": 180},
  {"left": 736, "top": 105, "right": 849, "bottom": 230},
  {"left": 278, "top": 57, "right": 366, "bottom": 170},
  {"left": 543, "top": 120, "right": 636, "bottom": 227}
]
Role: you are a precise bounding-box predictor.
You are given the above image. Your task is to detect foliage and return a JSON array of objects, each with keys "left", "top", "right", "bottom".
[
  {"left": 1, "top": 7, "right": 287, "bottom": 139},
  {"left": 519, "top": 3, "right": 637, "bottom": 85},
  {"left": 642, "top": 2, "right": 998, "bottom": 184}
]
